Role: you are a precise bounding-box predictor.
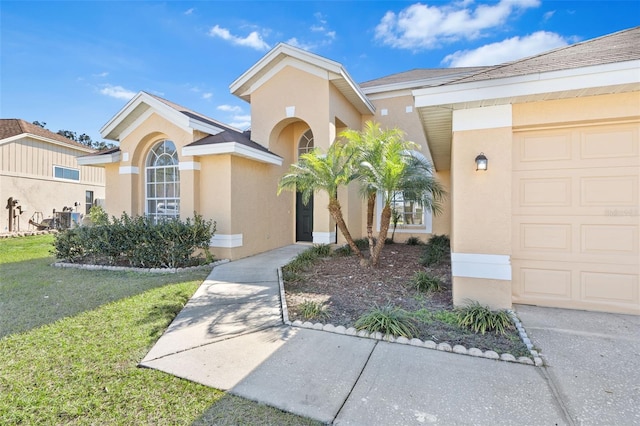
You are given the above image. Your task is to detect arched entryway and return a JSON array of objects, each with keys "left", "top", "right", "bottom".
[{"left": 296, "top": 129, "right": 314, "bottom": 242}]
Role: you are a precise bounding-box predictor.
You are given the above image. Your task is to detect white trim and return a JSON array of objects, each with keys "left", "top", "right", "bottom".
[
  {"left": 182, "top": 142, "right": 283, "bottom": 166},
  {"left": 122, "top": 152, "right": 129, "bottom": 161},
  {"left": 286, "top": 106, "right": 295, "bottom": 117},
  {"left": 452, "top": 105, "right": 512, "bottom": 131},
  {"left": 77, "top": 150, "right": 121, "bottom": 166},
  {"left": 413, "top": 60, "right": 640, "bottom": 108},
  {"left": 178, "top": 161, "right": 201, "bottom": 171},
  {"left": 451, "top": 253, "right": 512, "bottom": 281},
  {"left": 210, "top": 234, "right": 243, "bottom": 248},
  {"left": 312, "top": 232, "right": 336, "bottom": 244},
  {"left": 119, "top": 166, "right": 139, "bottom": 175}
]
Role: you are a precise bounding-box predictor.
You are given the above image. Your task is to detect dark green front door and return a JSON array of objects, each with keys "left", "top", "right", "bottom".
[{"left": 296, "top": 192, "right": 313, "bottom": 242}]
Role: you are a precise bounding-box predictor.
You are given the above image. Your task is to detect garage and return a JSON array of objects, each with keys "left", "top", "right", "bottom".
[{"left": 512, "top": 122, "right": 639, "bottom": 314}]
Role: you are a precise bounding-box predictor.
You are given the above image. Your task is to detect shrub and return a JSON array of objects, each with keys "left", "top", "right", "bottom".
[
  {"left": 88, "top": 205, "right": 109, "bottom": 226},
  {"left": 333, "top": 245, "right": 352, "bottom": 257},
  {"left": 419, "top": 234, "right": 450, "bottom": 267},
  {"left": 53, "top": 213, "right": 215, "bottom": 268},
  {"left": 411, "top": 271, "right": 443, "bottom": 292},
  {"left": 456, "top": 302, "right": 514, "bottom": 335},
  {"left": 355, "top": 304, "right": 418, "bottom": 338},
  {"left": 298, "top": 300, "right": 330, "bottom": 321},
  {"left": 405, "top": 236, "right": 423, "bottom": 246},
  {"left": 354, "top": 238, "right": 370, "bottom": 250},
  {"left": 309, "top": 244, "right": 332, "bottom": 257}
]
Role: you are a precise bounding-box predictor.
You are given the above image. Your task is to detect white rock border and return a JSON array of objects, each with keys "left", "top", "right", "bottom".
[
  {"left": 52, "top": 259, "right": 229, "bottom": 274},
  {"left": 0, "top": 230, "right": 58, "bottom": 238},
  {"left": 278, "top": 266, "right": 543, "bottom": 367}
]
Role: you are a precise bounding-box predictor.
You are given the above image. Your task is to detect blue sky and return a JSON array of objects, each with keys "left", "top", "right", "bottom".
[{"left": 1, "top": 1, "right": 638, "bottom": 143}]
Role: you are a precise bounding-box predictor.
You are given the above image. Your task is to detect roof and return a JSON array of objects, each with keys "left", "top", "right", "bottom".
[
  {"left": 359, "top": 67, "right": 491, "bottom": 92},
  {"left": 145, "top": 92, "right": 244, "bottom": 133},
  {"left": 230, "top": 43, "right": 375, "bottom": 115},
  {"left": 186, "top": 129, "right": 276, "bottom": 155},
  {"left": 449, "top": 26, "right": 640, "bottom": 85},
  {"left": 411, "top": 26, "right": 640, "bottom": 172},
  {"left": 0, "top": 119, "right": 96, "bottom": 152}
]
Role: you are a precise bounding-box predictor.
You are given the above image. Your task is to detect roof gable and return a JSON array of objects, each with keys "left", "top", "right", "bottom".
[
  {"left": 230, "top": 43, "right": 375, "bottom": 115},
  {"left": 100, "top": 91, "right": 242, "bottom": 141},
  {"left": 0, "top": 119, "right": 95, "bottom": 152}
]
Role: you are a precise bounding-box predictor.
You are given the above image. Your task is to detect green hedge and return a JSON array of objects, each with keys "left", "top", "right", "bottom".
[{"left": 53, "top": 213, "right": 216, "bottom": 268}]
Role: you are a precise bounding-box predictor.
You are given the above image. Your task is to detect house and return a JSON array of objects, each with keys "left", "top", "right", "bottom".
[
  {"left": 0, "top": 119, "right": 106, "bottom": 231},
  {"left": 81, "top": 27, "right": 639, "bottom": 315}
]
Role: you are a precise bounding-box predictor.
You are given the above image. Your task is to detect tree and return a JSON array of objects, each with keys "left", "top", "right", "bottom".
[
  {"left": 32, "top": 121, "right": 47, "bottom": 128},
  {"left": 342, "top": 121, "right": 446, "bottom": 267},
  {"left": 57, "top": 129, "right": 78, "bottom": 141},
  {"left": 277, "top": 141, "right": 365, "bottom": 260}
]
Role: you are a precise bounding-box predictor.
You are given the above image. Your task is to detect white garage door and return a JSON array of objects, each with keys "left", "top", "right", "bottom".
[{"left": 512, "top": 122, "right": 639, "bottom": 314}]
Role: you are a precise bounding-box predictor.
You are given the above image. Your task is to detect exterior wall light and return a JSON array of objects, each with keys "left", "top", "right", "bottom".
[{"left": 475, "top": 152, "right": 488, "bottom": 171}]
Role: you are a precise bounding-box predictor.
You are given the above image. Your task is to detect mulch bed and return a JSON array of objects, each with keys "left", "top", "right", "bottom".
[{"left": 283, "top": 243, "right": 530, "bottom": 357}]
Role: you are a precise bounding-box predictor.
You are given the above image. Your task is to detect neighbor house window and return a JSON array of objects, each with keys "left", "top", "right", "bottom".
[
  {"left": 146, "top": 140, "right": 180, "bottom": 222},
  {"left": 85, "top": 190, "right": 94, "bottom": 214},
  {"left": 298, "top": 129, "right": 314, "bottom": 156},
  {"left": 53, "top": 165, "right": 80, "bottom": 181}
]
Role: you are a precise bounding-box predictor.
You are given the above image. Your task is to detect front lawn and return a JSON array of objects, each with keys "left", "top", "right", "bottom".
[{"left": 0, "top": 234, "right": 319, "bottom": 425}]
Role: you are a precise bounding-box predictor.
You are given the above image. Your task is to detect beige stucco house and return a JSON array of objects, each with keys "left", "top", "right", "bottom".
[
  {"left": 0, "top": 119, "right": 105, "bottom": 231},
  {"left": 82, "top": 27, "right": 639, "bottom": 315}
]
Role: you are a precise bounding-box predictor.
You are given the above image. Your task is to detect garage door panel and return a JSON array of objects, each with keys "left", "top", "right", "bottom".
[{"left": 513, "top": 123, "right": 639, "bottom": 314}]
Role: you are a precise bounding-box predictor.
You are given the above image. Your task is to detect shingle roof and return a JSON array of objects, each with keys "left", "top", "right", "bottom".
[
  {"left": 449, "top": 26, "right": 640, "bottom": 85},
  {"left": 186, "top": 129, "right": 279, "bottom": 156},
  {"left": 0, "top": 119, "right": 94, "bottom": 151},
  {"left": 359, "top": 67, "right": 491, "bottom": 89}
]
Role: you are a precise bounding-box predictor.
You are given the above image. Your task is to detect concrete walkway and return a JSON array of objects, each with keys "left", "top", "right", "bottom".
[{"left": 141, "top": 245, "right": 640, "bottom": 425}]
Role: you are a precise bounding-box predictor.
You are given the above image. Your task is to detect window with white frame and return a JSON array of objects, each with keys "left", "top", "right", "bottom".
[
  {"left": 53, "top": 165, "right": 80, "bottom": 181},
  {"left": 146, "top": 140, "right": 180, "bottom": 221},
  {"left": 377, "top": 191, "right": 432, "bottom": 233},
  {"left": 298, "top": 129, "right": 314, "bottom": 156}
]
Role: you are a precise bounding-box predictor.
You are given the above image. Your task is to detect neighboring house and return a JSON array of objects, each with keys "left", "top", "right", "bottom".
[
  {"left": 0, "top": 119, "right": 106, "bottom": 231},
  {"left": 81, "top": 27, "right": 639, "bottom": 315}
]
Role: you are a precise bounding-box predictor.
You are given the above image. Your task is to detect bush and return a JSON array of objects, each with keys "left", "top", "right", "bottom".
[
  {"left": 310, "top": 244, "right": 332, "bottom": 257},
  {"left": 405, "top": 236, "right": 423, "bottom": 246},
  {"left": 355, "top": 304, "right": 418, "bottom": 338},
  {"left": 333, "top": 238, "right": 370, "bottom": 257},
  {"left": 411, "top": 271, "right": 443, "bottom": 292},
  {"left": 53, "top": 213, "right": 215, "bottom": 268},
  {"left": 419, "top": 234, "right": 450, "bottom": 267},
  {"left": 88, "top": 205, "right": 109, "bottom": 226},
  {"left": 456, "top": 302, "right": 514, "bottom": 335}
]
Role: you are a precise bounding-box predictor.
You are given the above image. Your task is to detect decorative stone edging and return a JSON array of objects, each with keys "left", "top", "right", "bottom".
[
  {"left": 278, "top": 266, "right": 544, "bottom": 367},
  {"left": 52, "top": 259, "right": 229, "bottom": 274},
  {"left": 0, "top": 230, "right": 58, "bottom": 238}
]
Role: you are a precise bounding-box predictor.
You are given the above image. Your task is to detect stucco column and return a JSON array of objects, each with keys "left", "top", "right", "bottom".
[
  {"left": 178, "top": 159, "right": 201, "bottom": 218},
  {"left": 450, "top": 105, "right": 513, "bottom": 310}
]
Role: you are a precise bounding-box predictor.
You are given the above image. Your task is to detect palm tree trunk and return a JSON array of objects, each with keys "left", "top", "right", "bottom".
[
  {"left": 371, "top": 203, "right": 392, "bottom": 267},
  {"left": 328, "top": 198, "right": 363, "bottom": 259},
  {"left": 366, "top": 192, "right": 376, "bottom": 259}
]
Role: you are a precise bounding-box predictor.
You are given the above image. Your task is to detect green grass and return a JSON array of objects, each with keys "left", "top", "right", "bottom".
[
  {"left": 355, "top": 304, "right": 418, "bottom": 338},
  {"left": 0, "top": 235, "right": 320, "bottom": 425},
  {"left": 299, "top": 300, "right": 330, "bottom": 321}
]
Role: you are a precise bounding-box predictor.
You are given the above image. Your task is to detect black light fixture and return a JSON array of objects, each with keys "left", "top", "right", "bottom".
[{"left": 475, "top": 152, "right": 488, "bottom": 171}]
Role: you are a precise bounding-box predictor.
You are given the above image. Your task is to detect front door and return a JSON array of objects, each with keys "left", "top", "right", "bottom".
[{"left": 296, "top": 192, "right": 313, "bottom": 242}]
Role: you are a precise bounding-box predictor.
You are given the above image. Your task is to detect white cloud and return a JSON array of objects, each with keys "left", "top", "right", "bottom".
[
  {"left": 310, "top": 25, "right": 325, "bottom": 32},
  {"left": 286, "top": 37, "right": 316, "bottom": 50},
  {"left": 375, "top": 0, "right": 541, "bottom": 50},
  {"left": 202, "top": 92, "right": 213, "bottom": 100},
  {"left": 442, "top": 31, "right": 568, "bottom": 67},
  {"left": 93, "top": 71, "right": 109, "bottom": 78},
  {"left": 217, "top": 104, "right": 242, "bottom": 113},
  {"left": 99, "top": 84, "right": 136, "bottom": 100},
  {"left": 208, "top": 25, "right": 270, "bottom": 50},
  {"left": 184, "top": 8, "right": 194, "bottom": 15},
  {"left": 542, "top": 10, "right": 555, "bottom": 21},
  {"left": 229, "top": 114, "right": 251, "bottom": 130}
]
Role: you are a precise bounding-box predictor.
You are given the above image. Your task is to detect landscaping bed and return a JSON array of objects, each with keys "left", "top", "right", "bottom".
[{"left": 283, "top": 241, "right": 531, "bottom": 358}]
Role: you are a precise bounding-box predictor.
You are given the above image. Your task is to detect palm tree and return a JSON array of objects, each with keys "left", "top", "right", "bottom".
[
  {"left": 342, "top": 121, "right": 445, "bottom": 267},
  {"left": 277, "top": 141, "right": 364, "bottom": 259}
]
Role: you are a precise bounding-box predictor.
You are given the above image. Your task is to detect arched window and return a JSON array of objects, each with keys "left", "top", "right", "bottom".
[
  {"left": 298, "top": 129, "right": 314, "bottom": 156},
  {"left": 146, "top": 140, "right": 180, "bottom": 221}
]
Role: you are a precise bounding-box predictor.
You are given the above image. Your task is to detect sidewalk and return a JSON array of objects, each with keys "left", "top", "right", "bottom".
[{"left": 140, "top": 245, "right": 640, "bottom": 425}]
